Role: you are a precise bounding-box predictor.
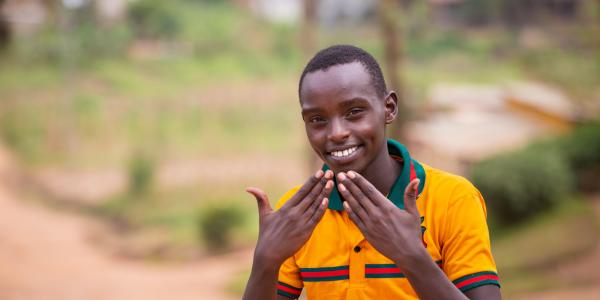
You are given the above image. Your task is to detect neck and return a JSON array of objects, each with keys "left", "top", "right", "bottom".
[{"left": 361, "top": 140, "right": 402, "bottom": 196}]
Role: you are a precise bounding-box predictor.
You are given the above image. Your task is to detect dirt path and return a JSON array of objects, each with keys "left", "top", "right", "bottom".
[{"left": 0, "top": 145, "right": 252, "bottom": 300}]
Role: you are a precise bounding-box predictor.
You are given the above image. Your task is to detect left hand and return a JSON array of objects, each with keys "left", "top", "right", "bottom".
[{"left": 338, "top": 171, "right": 424, "bottom": 268}]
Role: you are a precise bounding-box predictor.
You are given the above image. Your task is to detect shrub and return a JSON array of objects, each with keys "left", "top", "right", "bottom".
[
  {"left": 128, "top": 152, "right": 155, "bottom": 195},
  {"left": 128, "top": 0, "right": 182, "bottom": 39},
  {"left": 559, "top": 121, "right": 600, "bottom": 172},
  {"left": 471, "top": 147, "right": 574, "bottom": 226},
  {"left": 197, "top": 202, "right": 246, "bottom": 252},
  {"left": 558, "top": 121, "right": 600, "bottom": 191}
]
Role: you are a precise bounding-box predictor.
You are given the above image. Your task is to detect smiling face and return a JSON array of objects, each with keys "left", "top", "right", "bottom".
[{"left": 300, "top": 61, "right": 398, "bottom": 174}]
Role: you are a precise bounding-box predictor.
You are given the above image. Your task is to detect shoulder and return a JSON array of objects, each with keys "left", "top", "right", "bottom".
[
  {"left": 421, "top": 163, "right": 485, "bottom": 209},
  {"left": 275, "top": 185, "right": 303, "bottom": 210}
]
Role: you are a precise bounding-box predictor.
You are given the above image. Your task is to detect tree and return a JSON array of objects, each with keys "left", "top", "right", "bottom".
[
  {"left": 377, "top": 0, "right": 407, "bottom": 140},
  {"left": 0, "top": 0, "right": 10, "bottom": 50}
]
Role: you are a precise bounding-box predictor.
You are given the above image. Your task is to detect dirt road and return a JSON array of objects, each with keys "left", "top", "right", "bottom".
[{"left": 0, "top": 145, "right": 251, "bottom": 300}]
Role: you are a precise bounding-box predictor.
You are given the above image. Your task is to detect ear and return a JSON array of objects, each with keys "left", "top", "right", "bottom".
[{"left": 384, "top": 91, "right": 398, "bottom": 124}]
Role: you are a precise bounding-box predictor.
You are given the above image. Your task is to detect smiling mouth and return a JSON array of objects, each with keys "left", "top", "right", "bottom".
[{"left": 329, "top": 146, "right": 358, "bottom": 158}]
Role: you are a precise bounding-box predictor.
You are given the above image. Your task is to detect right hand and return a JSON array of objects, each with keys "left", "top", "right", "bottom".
[{"left": 246, "top": 169, "right": 333, "bottom": 265}]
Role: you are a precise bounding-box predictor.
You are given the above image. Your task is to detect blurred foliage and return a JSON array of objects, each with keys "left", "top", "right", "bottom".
[
  {"left": 129, "top": 0, "right": 181, "bottom": 39},
  {"left": 555, "top": 121, "right": 600, "bottom": 191},
  {"left": 472, "top": 121, "right": 600, "bottom": 226},
  {"left": 197, "top": 202, "right": 247, "bottom": 252},
  {"left": 128, "top": 152, "right": 155, "bottom": 195},
  {"left": 561, "top": 122, "right": 600, "bottom": 170},
  {"left": 492, "top": 197, "right": 599, "bottom": 296},
  {"left": 471, "top": 145, "right": 574, "bottom": 226}
]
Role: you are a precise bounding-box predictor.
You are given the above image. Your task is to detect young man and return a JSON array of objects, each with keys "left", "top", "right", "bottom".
[{"left": 243, "top": 45, "right": 501, "bottom": 300}]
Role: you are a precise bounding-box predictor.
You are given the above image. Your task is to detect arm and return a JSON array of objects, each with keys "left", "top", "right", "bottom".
[
  {"left": 243, "top": 255, "right": 280, "bottom": 300},
  {"left": 399, "top": 245, "right": 500, "bottom": 300},
  {"left": 338, "top": 172, "right": 501, "bottom": 300},
  {"left": 242, "top": 170, "right": 333, "bottom": 300}
]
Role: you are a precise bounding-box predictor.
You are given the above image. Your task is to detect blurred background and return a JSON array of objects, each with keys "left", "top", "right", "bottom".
[{"left": 0, "top": 0, "right": 598, "bottom": 299}]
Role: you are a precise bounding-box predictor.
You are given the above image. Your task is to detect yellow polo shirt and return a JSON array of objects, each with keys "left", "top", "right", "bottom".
[{"left": 274, "top": 139, "right": 499, "bottom": 299}]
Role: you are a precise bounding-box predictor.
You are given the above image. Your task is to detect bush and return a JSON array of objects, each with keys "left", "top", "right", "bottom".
[
  {"left": 559, "top": 121, "right": 600, "bottom": 172},
  {"left": 128, "top": 0, "right": 182, "bottom": 39},
  {"left": 197, "top": 202, "right": 246, "bottom": 252},
  {"left": 558, "top": 121, "right": 600, "bottom": 191},
  {"left": 471, "top": 147, "right": 574, "bottom": 226},
  {"left": 128, "top": 152, "right": 155, "bottom": 195}
]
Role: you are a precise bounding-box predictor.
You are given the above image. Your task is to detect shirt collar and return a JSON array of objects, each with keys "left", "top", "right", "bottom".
[{"left": 321, "top": 139, "right": 426, "bottom": 211}]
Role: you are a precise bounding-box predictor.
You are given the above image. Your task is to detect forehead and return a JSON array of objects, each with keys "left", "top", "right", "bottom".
[{"left": 300, "top": 62, "right": 378, "bottom": 105}]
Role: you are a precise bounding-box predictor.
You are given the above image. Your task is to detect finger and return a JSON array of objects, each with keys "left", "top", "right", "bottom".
[
  {"left": 338, "top": 181, "right": 369, "bottom": 223},
  {"left": 338, "top": 172, "right": 376, "bottom": 215},
  {"left": 246, "top": 187, "right": 272, "bottom": 217},
  {"left": 295, "top": 171, "right": 331, "bottom": 211},
  {"left": 307, "top": 197, "right": 329, "bottom": 227},
  {"left": 343, "top": 201, "right": 368, "bottom": 233},
  {"left": 283, "top": 169, "right": 325, "bottom": 208},
  {"left": 347, "top": 171, "right": 386, "bottom": 206},
  {"left": 303, "top": 179, "right": 333, "bottom": 216},
  {"left": 403, "top": 179, "right": 420, "bottom": 217}
]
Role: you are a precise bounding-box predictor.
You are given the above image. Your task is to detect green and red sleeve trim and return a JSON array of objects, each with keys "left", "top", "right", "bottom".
[
  {"left": 299, "top": 265, "right": 349, "bottom": 282},
  {"left": 276, "top": 281, "right": 302, "bottom": 298},
  {"left": 365, "top": 260, "right": 443, "bottom": 279},
  {"left": 453, "top": 271, "right": 500, "bottom": 292}
]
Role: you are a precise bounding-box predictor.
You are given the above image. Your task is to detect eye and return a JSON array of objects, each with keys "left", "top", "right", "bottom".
[
  {"left": 347, "top": 108, "right": 364, "bottom": 118},
  {"left": 308, "top": 115, "right": 326, "bottom": 123}
]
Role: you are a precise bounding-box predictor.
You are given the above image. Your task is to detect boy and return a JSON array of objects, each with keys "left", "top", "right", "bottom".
[{"left": 243, "top": 45, "right": 501, "bottom": 300}]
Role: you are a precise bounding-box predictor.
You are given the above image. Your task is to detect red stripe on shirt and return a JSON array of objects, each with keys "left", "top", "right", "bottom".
[
  {"left": 300, "top": 269, "right": 349, "bottom": 278},
  {"left": 276, "top": 284, "right": 302, "bottom": 296},
  {"left": 365, "top": 267, "right": 402, "bottom": 274},
  {"left": 455, "top": 274, "right": 500, "bottom": 289}
]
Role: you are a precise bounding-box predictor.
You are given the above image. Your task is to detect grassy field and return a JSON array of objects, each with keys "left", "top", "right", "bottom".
[{"left": 493, "top": 197, "right": 600, "bottom": 297}]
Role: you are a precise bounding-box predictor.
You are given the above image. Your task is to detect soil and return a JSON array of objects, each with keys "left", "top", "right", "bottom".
[{"left": 0, "top": 145, "right": 252, "bottom": 300}]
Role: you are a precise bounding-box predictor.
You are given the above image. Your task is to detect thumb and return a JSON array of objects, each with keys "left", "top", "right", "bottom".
[
  {"left": 403, "top": 179, "right": 420, "bottom": 217},
  {"left": 246, "top": 187, "right": 272, "bottom": 217}
]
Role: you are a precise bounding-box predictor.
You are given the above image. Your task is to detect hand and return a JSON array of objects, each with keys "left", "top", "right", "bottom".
[
  {"left": 337, "top": 171, "right": 424, "bottom": 268},
  {"left": 246, "top": 170, "right": 333, "bottom": 266}
]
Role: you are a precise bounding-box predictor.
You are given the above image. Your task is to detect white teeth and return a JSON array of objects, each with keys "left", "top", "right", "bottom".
[{"left": 331, "top": 146, "right": 358, "bottom": 158}]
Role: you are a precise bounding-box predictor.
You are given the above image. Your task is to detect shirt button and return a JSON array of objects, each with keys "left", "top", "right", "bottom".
[{"left": 353, "top": 246, "right": 361, "bottom": 253}]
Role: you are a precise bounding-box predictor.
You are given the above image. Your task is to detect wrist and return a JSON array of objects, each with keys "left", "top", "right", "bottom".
[
  {"left": 393, "top": 244, "right": 431, "bottom": 273},
  {"left": 253, "top": 245, "right": 285, "bottom": 271}
]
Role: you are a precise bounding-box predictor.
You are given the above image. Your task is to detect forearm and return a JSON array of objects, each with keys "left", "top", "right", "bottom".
[
  {"left": 242, "top": 255, "right": 281, "bottom": 300},
  {"left": 399, "top": 248, "right": 468, "bottom": 300}
]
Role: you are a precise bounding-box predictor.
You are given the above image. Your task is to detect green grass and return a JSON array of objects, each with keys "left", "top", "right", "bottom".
[
  {"left": 94, "top": 177, "right": 294, "bottom": 257},
  {"left": 492, "top": 197, "right": 600, "bottom": 297}
]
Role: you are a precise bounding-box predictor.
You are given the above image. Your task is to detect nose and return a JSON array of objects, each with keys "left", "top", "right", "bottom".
[{"left": 328, "top": 118, "right": 350, "bottom": 143}]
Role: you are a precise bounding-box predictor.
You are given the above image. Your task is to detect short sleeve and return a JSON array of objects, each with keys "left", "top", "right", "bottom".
[
  {"left": 275, "top": 185, "right": 304, "bottom": 298},
  {"left": 277, "top": 255, "right": 304, "bottom": 298},
  {"left": 441, "top": 190, "right": 501, "bottom": 292}
]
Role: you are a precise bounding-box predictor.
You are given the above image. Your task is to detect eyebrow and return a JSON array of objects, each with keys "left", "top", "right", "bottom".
[{"left": 301, "top": 97, "right": 371, "bottom": 115}]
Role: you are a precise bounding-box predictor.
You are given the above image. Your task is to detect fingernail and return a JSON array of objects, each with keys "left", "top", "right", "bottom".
[
  {"left": 315, "top": 170, "right": 324, "bottom": 178},
  {"left": 347, "top": 171, "right": 356, "bottom": 179},
  {"left": 325, "top": 180, "right": 333, "bottom": 189},
  {"left": 325, "top": 170, "right": 333, "bottom": 179},
  {"left": 322, "top": 198, "right": 328, "bottom": 206},
  {"left": 343, "top": 202, "right": 349, "bottom": 210},
  {"left": 337, "top": 173, "right": 346, "bottom": 181},
  {"left": 338, "top": 183, "right": 346, "bottom": 192}
]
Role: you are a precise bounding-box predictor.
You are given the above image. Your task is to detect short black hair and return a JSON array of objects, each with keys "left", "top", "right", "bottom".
[{"left": 299, "top": 45, "right": 387, "bottom": 98}]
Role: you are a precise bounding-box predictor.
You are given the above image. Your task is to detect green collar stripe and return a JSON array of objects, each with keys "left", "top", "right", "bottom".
[{"left": 321, "top": 139, "right": 425, "bottom": 211}]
